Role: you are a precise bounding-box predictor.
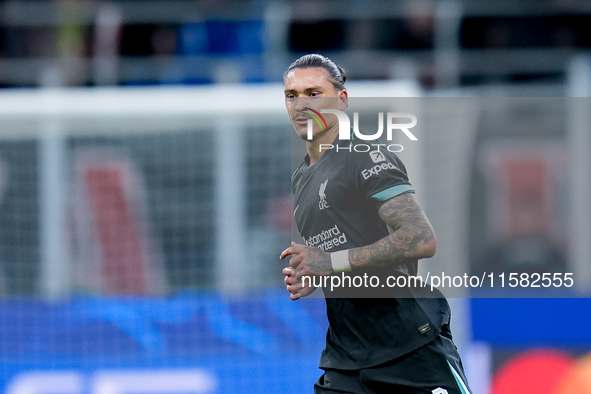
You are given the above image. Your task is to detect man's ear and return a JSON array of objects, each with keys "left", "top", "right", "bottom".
[{"left": 339, "top": 90, "right": 348, "bottom": 110}]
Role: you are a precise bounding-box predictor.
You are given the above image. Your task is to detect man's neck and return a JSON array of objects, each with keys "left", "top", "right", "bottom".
[{"left": 305, "top": 128, "right": 339, "bottom": 166}]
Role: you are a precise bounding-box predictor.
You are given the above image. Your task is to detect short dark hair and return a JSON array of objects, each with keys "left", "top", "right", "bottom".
[{"left": 284, "top": 54, "right": 347, "bottom": 90}]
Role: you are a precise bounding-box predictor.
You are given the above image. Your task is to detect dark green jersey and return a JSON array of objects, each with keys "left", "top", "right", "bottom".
[{"left": 292, "top": 137, "right": 450, "bottom": 370}]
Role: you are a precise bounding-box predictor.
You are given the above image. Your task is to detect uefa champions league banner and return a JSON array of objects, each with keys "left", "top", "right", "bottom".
[
  {"left": 0, "top": 291, "right": 326, "bottom": 394},
  {"left": 2, "top": 294, "right": 591, "bottom": 394}
]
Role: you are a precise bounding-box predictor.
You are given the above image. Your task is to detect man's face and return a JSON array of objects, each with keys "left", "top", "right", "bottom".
[{"left": 284, "top": 67, "right": 348, "bottom": 141}]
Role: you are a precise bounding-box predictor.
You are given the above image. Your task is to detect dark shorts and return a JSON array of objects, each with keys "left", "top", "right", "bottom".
[{"left": 314, "top": 326, "right": 471, "bottom": 394}]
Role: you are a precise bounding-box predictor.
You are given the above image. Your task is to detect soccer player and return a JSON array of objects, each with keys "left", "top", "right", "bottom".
[{"left": 280, "top": 54, "right": 471, "bottom": 394}]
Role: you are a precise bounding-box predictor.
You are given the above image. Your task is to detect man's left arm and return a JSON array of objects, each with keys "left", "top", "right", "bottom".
[
  {"left": 283, "top": 192, "right": 436, "bottom": 281},
  {"left": 348, "top": 192, "right": 436, "bottom": 269}
]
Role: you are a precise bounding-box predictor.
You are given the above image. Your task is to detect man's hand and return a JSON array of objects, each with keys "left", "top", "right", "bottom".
[
  {"left": 280, "top": 242, "right": 333, "bottom": 280},
  {"left": 282, "top": 267, "right": 318, "bottom": 300},
  {"left": 280, "top": 242, "right": 332, "bottom": 300}
]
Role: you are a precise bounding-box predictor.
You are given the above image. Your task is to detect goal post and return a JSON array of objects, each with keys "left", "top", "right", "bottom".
[{"left": 0, "top": 81, "right": 423, "bottom": 297}]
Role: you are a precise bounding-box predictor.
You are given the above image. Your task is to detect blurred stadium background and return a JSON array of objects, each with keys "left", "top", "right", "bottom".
[{"left": 0, "top": 0, "right": 591, "bottom": 393}]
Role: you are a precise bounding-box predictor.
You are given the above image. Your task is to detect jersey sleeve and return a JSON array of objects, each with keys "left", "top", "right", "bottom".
[{"left": 346, "top": 148, "right": 415, "bottom": 203}]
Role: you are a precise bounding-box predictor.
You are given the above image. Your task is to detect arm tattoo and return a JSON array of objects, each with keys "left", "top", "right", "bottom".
[
  {"left": 349, "top": 194, "right": 435, "bottom": 269},
  {"left": 307, "top": 247, "right": 332, "bottom": 275}
]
